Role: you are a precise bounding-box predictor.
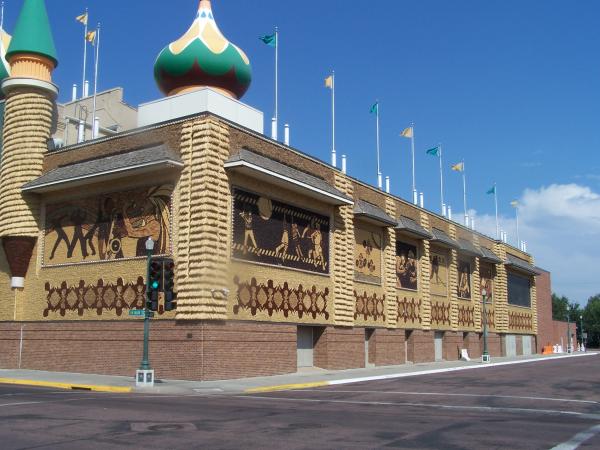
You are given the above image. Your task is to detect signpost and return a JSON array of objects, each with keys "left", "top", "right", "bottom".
[{"left": 129, "top": 310, "right": 144, "bottom": 317}]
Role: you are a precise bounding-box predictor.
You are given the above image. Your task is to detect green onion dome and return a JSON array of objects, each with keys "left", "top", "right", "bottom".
[{"left": 154, "top": 0, "right": 252, "bottom": 99}]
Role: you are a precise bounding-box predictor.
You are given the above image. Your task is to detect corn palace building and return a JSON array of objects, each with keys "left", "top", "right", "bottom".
[{"left": 0, "top": 0, "right": 542, "bottom": 381}]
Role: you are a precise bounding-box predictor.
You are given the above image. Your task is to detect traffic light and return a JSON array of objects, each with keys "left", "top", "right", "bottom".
[
  {"left": 163, "top": 258, "right": 177, "bottom": 311},
  {"left": 147, "top": 257, "right": 163, "bottom": 311}
]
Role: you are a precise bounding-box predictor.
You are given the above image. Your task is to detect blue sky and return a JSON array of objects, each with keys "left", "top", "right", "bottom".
[{"left": 5, "top": 1, "right": 599, "bottom": 302}]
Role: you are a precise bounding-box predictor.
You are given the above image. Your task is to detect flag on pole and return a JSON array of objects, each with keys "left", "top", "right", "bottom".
[
  {"left": 259, "top": 33, "right": 277, "bottom": 47},
  {"left": 486, "top": 185, "right": 496, "bottom": 195},
  {"left": 400, "top": 127, "right": 413, "bottom": 138},
  {"left": 510, "top": 200, "right": 519, "bottom": 208},
  {"left": 86, "top": 30, "right": 97, "bottom": 45},
  {"left": 325, "top": 75, "right": 333, "bottom": 89},
  {"left": 451, "top": 162, "right": 465, "bottom": 172},
  {"left": 370, "top": 102, "right": 379, "bottom": 114},
  {"left": 76, "top": 12, "right": 88, "bottom": 25},
  {"left": 426, "top": 146, "right": 440, "bottom": 156}
]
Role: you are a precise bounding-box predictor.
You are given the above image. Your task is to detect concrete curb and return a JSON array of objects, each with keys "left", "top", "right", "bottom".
[
  {"left": 0, "top": 377, "right": 132, "bottom": 393},
  {"left": 244, "top": 353, "right": 599, "bottom": 394}
]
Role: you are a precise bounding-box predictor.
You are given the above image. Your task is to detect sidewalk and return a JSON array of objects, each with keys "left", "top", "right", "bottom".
[{"left": 0, "top": 352, "right": 597, "bottom": 395}]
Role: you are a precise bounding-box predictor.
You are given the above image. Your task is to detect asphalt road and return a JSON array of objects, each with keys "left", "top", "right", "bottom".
[{"left": 0, "top": 355, "right": 599, "bottom": 449}]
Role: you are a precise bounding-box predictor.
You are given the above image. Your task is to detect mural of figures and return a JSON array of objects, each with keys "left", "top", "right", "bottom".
[
  {"left": 458, "top": 260, "right": 472, "bottom": 299},
  {"left": 232, "top": 189, "right": 330, "bottom": 274},
  {"left": 44, "top": 185, "right": 172, "bottom": 265},
  {"left": 430, "top": 251, "right": 448, "bottom": 297},
  {"left": 396, "top": 241, "right": 418, "bottom": 290},
  {"left": 354, "top": 227, "right": 382, "bottom": 284},
  {"left": 480, "top": 264, "right": 495, "bottom": 302}
]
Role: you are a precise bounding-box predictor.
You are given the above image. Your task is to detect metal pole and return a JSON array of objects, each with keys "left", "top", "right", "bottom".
[
  {"left": 567, "top": 314, "right": 571, "bottom": 352},
  {"left": 81, "top": 8, "right": 88, "bottom": 100},
  {"left": 494, "top": 183, "right": 499, "bottom": 239},
  {"left": 515, "top": 206, "right": 520, "bottom": 247},
  {"left": 139, "top": 243, "right": 153, "bottom": 371},
  {"left": 411, "top": 122, "right": 416, "bottom": 203},
  {"left": 91, "top": 24, "right": 101, "bottom": 139},
  {"left": 331, "top": 71, "right": 336, "bottom": 167},
  {"left": 462, "top": 161, "right": 468, "bottom": 226},
  {"left": 376, "top": 102, "right": 381, "bottom": 189},
  {"left": 274, "top": 26, "right": 279, "bottom": 138},
  {"left": 439, "top": 144, "right": 444, "bottom": 215},
  {"left": 482, "top": 291, "right": 489, "bottom": 358},
  {"left": 580, "top": 315, "right": 584, "bottom": 350}
]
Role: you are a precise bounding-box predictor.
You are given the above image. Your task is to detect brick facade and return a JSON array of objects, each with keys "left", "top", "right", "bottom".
[
  {"left": 406, "top": 329, "right": 435, "bottom": 363},
  {"left": 313, "top": 326, "right": 365, "bottom": 370}
]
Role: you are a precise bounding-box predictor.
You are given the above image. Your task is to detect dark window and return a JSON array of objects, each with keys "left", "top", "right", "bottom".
[{"left": 507, "top": 272, "right": 531, "bottom": 307}]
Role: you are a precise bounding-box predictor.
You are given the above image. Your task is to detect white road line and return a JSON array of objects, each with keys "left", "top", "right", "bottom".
[
  {"left": 0, "top": 401, "right": 42, "bottom": 408},
  {"left": 239, "top": 395, "right": 600, "bottom": 420},
  {"left": 325, "top": 353, "right": 599, "bottom": 387},
  {"left": 550, "top": 423, "right": 600, "bottom": 450},
  {"left": 297, "top": 390, "right": 597, "bottom": 405}
]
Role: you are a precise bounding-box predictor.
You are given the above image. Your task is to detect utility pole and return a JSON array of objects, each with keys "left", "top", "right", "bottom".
[{"left": 137, "top": 237, "right": 156, "bottom": 387}]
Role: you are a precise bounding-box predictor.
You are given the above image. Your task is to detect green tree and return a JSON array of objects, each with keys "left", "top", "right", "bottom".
[
  {"left": 583, "top": 294, "right": 600, "bottom": 348},
  {"left": 552, "top": 293, "right": 569, "bottom": 321}
]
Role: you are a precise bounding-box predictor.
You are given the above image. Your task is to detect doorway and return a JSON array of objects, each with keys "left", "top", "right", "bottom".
[
  {"left": 434, "top": 331, "right": 444, "bottom": 361},
  {"left": 297, "top": 326, "right": 314, "bottom": 368}
]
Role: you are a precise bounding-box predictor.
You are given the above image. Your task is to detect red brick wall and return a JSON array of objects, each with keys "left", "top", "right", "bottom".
[
  {"left": 464, "top": 332, "right": 482, "bottom": 358},
  {"left": 0, "top": 320, "right": 297, "bottom": 381},
  {"left": 486, "top": 333, "right": 502, "bottom": 357},
  {"left": 372, "top": 329, "right": 405, "bottom": 366},
  {"left": 314, "top": 326, "right": 365, "bottom": 370},
  {"left": 407, "top": 330, "right": 435, "bottom": 363},
  {"left": 551, "top": 320, "right": 574, "bottom": 348},
  {"left": 443, "top": 332, "right": 463, "bottom": 361},
  {"left": 535, "top": 270, "right": 553, "bottom": 353}
]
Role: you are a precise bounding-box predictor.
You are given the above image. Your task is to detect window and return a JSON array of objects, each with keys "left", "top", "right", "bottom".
[{"left": 507, "top": 272, "right": 531, "bottom": 307}]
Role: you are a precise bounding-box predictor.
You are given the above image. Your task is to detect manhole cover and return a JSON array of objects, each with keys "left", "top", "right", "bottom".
[{"left": 131, "top": 422, "right": 197, "bottom": 432}]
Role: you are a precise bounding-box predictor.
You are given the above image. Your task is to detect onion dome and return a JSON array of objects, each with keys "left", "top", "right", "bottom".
[
  {"left": 154, "top": 0, "right": 252, "bottom": 99},
  {"left": 0, "top": 28, "right": 12, "bottom": 90},
  {"left": 5, "top": 0, "right": 58, "bottom": 68}
]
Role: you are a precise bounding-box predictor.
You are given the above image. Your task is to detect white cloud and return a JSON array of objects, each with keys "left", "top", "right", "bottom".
[{"left": 470, "top": 184, "right": 600, "bottom": 304}]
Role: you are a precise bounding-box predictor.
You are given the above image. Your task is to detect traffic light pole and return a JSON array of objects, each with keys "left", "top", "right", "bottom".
[{"left": 140, "top": 239, "right": 154, "bottom": 371}]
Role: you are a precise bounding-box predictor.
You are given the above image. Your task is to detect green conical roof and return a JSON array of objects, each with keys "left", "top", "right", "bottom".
[{"left": 6, "top": 0, "right": 57, "bottom": 67}]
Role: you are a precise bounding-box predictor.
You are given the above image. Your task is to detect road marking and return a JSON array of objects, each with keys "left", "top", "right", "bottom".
[
  {"left": 244, "top": 353, "right": 598, "bottom": 393},
  {"left": 0, "top": 401, "right": 42, "bottom": 408},
  {"left": 0, "top": 378, "right": 132, "bottom": 393},
  {"left": 550, "top": 423, "right": 600, "bottom": 450},
  {"left": 297, "top": 390, "right": 598, "bottom": 405},
  {"left": 246, "top": 381, "right": 329, "bottom": 393},
  {"left": 239, "top": 395, "right": 600, "bottom": 420}
]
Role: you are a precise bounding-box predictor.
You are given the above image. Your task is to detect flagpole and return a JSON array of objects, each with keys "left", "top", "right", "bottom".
[
  {"left": 411, "top": 122, "right": 417, "bottom": 204},
  {"left": 462, "top": 160, "right": 468, "bottom": 226},
  {"left": 0, "top": 2, "right": 4, "bottom": 31},
  {"left": 91, "top": 24, "right": 101, "bottom": 139},
  {"left": 274, "top": 26, "right": 279, "bottom": 140},
  {"left": 515, "top": 205, "right": 520, "bottom": 246},
  {"left": 494, "top": 182, "right": 499, "bottom": 239},
  {"left": 331, "top": 71, "right": 336, "bottom": 167},
  {"left": 376, "top": 102, "right": 382, "bottom": 189},
  {"left": 439, "top": 143, "right": 444, "bottom": 215},
  {"left": 81, "top": 8, "right": 88, "bottom": 100}
]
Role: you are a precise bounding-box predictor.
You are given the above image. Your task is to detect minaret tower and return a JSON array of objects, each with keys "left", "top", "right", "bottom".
[{"left": 0, "top": 0, "right": 58, "bottom": 289}]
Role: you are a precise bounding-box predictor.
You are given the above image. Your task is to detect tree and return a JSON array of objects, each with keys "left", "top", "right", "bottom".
[
  {"left": 552, "top": 293, "right": 569, "bottom": 321},
  {"left": 583, "top": 294, "right": 600, "bottom": 348}
]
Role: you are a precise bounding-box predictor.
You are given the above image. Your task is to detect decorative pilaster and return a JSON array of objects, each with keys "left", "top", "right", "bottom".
[
  {"left": 175, "top": 117, "right": 231, "bottom": 320},
  {"left": 419, "top": 211, "right": 431, "bottom": 329},
  {"left": 473, "top": 256, "right": 482, "bottom": 331},
  {"left": 384, "top": 197, "right": 397, "bottom": 327},
  {"left": 332, "top": 172, "right": 355, "bottom": 326},
  {"left": 448, "top": 224, "right": 459, "bottom": 331},
  {"left": 529, "top": 256, "right": 538, "bottom": 334},
  {"left": 493, "top": 242, "right": 509, "bottom": 332}
]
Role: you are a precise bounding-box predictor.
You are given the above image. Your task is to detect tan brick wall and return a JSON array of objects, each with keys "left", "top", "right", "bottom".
[{"left": 384, "top": 197, "right": 398, "bottom": 327}]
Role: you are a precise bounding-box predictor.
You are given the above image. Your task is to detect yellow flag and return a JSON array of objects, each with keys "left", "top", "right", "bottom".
[
  {"left": 451, "top": 162, "right": 464, "bottom": 172},
  {"left": 400, "top": 127, "right": 413, "bottom": 138},
  {"left": 86, "top": 30, "right": 97, "bottom": 45},
  {"left": 76, "top": 12, "right": 88, "bottom": 26},
  {"left": 510, "top": 200, "right": 519, "bottom": 208},
  {"left": 324, "top": 75, "right": 333, "bottom": 89}
]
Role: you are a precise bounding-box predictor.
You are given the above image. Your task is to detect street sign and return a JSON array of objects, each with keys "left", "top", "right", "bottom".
[
  {"left": 583, "top": 332, "right": 588, "bottom": 339},
  {"left": 129, "top": 309, "right": 145, "bottom": 317}
]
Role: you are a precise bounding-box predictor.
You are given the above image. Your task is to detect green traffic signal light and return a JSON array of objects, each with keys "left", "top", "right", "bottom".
[{"left": 151, "top": 280, "right": 160, "bottom": 290}]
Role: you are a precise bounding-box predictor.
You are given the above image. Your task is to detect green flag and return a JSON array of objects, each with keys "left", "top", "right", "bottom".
[
  {"left": 486, "top": 185, "right": 496, "bottom": 195},
  {"left": 369, "top": 102, "right": 378, "bottom": 114},
  {"left": 259, "top": 33, "right": 277, "bottom": 47},
  {"left": 426, "top": 146, "right": 439, "bottom": 156}
]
